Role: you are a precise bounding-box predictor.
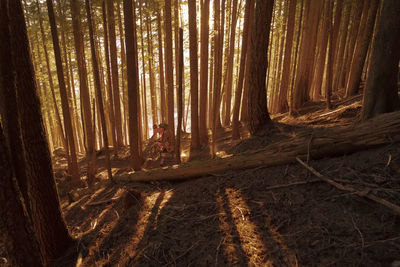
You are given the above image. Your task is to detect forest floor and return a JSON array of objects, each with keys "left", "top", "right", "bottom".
[{"left": 2, "top": 94, "right": 399, "bottom": 267}]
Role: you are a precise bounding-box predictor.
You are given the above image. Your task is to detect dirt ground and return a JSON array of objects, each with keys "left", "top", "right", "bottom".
[{"left": 2, "top": 94, "right": 400, "bottom": 266}]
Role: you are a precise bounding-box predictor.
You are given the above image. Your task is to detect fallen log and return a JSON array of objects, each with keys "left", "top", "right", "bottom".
[{"left": 115, "top": 111, "right": 400, "bottom": 182}]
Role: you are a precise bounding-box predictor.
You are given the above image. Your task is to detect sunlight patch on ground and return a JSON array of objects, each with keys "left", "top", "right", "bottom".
[
  {"left": 225, "top": 188, "right": 272, "bottom": 266},
  {"left": 118, "top": 190, "right": 174, "bottom": 265}
]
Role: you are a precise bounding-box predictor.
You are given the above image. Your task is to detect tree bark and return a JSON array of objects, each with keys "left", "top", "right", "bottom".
[
  {"left": 71, "top": 0, "right": 96, "bottom": 182},
  {"left": 101, "top": 1, "right": 117, "bottom": 150},
  {"left": 157, "top": 10, "right": 166, "bottom": 124},
  {"left": 345, "top": 0, "right": 379, "bottom": 97},
  {"left": 165, "top": 0, "right": 175, "bottom": 138},
  {"left": 232, "top": 0, "right": 253, "bottom": 139},
  {"left": 107, "top": 0, "right": 123, "bottom": 148},
  {"left": 13, "top": 0, "right": 76, "bottom": 259},
  {"left": 188, "top": 0, "right": 200, "bottom": 151},
  {"left": 176, "top": 28, "right": 184, "bottom": 163},
  {"left": 0, "top": 122, "right": 43, "bottom": 266},
  {"left": 85, "top": 0, "right": 112, "bottom": 180},
  {"left": 46, "top": 0, "right": 80, "bottom": 182},
  {"left": 247, "top": 0, "right": 274, "bottom": 135},
  {"left": 199, "top": 0, "right": 210, "bottom": 144},
  {"left": 276, "top": 0, "right": 297, "bottom": 113},
  {"left": 146, "top": 11, "right": 158, "bottom": 126},
  {"left": 124, "top": 0, "right": 142, "bottom": 170},
  {"left": 362, "top": 0, "right": 400, "bottom": 120}
]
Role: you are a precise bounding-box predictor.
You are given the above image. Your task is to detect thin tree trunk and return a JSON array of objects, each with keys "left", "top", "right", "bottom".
[
  {"left": 157, "top": 11, "right": 166, "bottom": 124},
  {"left": 102, "top": 1, "right": 117, "bottom": 150},
  {"left": 46, "top": 0, "right": 80, "bottom": 182},
  {"left": 276, "top": 0, "right": 297, "bottom": 113},
  {"left": 107, "top": 0, "right": 123, "bottom": 148},
  {"left": 71, "top": 0, "right": 96, "bottom": 182},
  {"left": 232, "top": 0, "right": 253, "bottom": 139},
  {"left": 188, "top": 0, "right": 200, "bottom": 151},
  {"left": 176, "top": 28, "right": 184, "bottom": 163},
  {"left": 165, "top": 0, "right": 175, "bottom": 142},
  {"left": 85, "top": 0, "right": 112, "bottom": 180},
  {"left": 146, "top": 11, "right": 158, "bottom": 126},
  {"left": 199, "top": 0, "right": 210, "bottom": 144},
  {"left": 345, "top": 0, "right": 379, "bottom": 97}
]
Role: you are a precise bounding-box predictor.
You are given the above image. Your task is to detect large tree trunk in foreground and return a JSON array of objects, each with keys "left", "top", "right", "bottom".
[
  {"left": 116, "top": 111, "right": 400, "bottom": 182},
  {"left": 247, "top": 0, "right": 274, "bottom": 134},
  {"left": 13, "top": 0, "right": 75, "bottom": 259},
  {"left": 362, "top": 0, "right": 400, "bottom": 120},
  {"left": 0, "top": 123, "right": 43, "bottom": 267}
]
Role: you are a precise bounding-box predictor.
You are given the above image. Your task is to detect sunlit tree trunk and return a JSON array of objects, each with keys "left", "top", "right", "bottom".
[
  {"left": 107, "top": 0, "right": 123, "bottom": 148},
  {"left": 276, "top": 0, "right": 296, "bottom": 114},
  {"left": 102, "top": 0, "right": 117, "bottom": 150},
  {"left": 232, "top": 0, "right": 253, "bottom": 139},
  {"left": 85, "top": 0, "right": 112, "bottom": 180},
  {"left": 176, "top": 28, "right": 184, "bottom": 163},
  {"left": 138, "top": 2, "right": 148, "bottom": 139},
  {"left": 146, "top": 11, "right": 158, "bottom": 126},
  {"left": 71, "top": 0, "right": 96, "bottom": 182},
  {"left": 223, "top": 0, "right": 238, "bottom": 125},
  {"left": 157, "top": 10, "right": 167, "bottom": 124},
  {"left": 46, "top": 0, "right": 80, "bottom": 182}
]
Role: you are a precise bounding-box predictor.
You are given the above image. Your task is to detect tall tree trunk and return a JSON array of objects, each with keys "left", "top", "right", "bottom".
[
  {"left": 107, "top": 0, "right": 123, "bottom": 148},
  {"left": 223, "top": 0, "right": 239, "bottom": 125},
  {"left": 338, "top": 0, "right": 364, "bottom": 93},
  {"left": 325, "top": 0, "right": 334, "bottom": 109},
  {"left": 0, "top": 122, "right": 43, "bottom": 266},
  {"left": 146, "top": 11, "right": 158, "bottom": 126},
  {"left": 138, "top": 2, "right": 148, "bottom": 139},
  {"left": 188, "top": 0, "right": 200, "bottom": 151},
  {"left": 362, "top": 0, "right": 400, "bottom": 120},
  {"left": 46, "top": 0, "right": 80, "bottom": 182},
  {"left": 248, "top": 0, "right": 274, "bottom": 134},
  {"left": 345, "top": 0, "right": 379, "bottom": 97},
  {"left": 102, "top": 1, "right": 117, "bottom": 150},
  {"left": 240, "top": 0, "right": 255, "bottom": 122},
  {"left": 117, "top": 2, "right": 128, "bottom": 145},
  {"left": 333, "top": 2, "right": 351, "bottom": 92},
  {"left": 13, "top": 0, "right": 76, "bottom": 259},
  {"left": 85, "top": 0, "right": 112, "bottom": 180},
  {"left": 165, "top": 0, "right": 175, "bottom": 140},
  {"left": 199, "top": 0, "right": 210, "bottom": 144},
  {"left": 310, "top": 0, "right": 330, "bottom": 100},
  {"left": 232, "top": 0, "right": 253, "bottom": 139},
  {"left": 276, "top": 0, "right": 297, "bottom": 113},
  {"left": 71, "top": 0, "right": 96, "bottom": 182},
  {"left": 35, "top": 0, "right": 67, "bottom": 157},
  {"left": 176, "top": 28, "right": 184, "bottom": 163},
  {"left": 157, "top": 11, "right": 166, "bottom": 124},
  {"left": 124, "top": 0, "right": 142, "bottom": 170}
]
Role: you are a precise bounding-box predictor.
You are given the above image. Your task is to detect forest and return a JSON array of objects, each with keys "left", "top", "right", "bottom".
[{"left": 0, "top": 0, "right": 400, "bottom": 266}]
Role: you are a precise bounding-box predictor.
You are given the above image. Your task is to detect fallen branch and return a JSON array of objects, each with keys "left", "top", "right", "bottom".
[
  {"left": 115, "top": 111, "right": 400, "bottom": 183},
  {"left": 296, "top": 157, "right": 400, "bottom": 215},
  {"left": 265, "top": 180, "right": 321, "bottom": 191}
]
